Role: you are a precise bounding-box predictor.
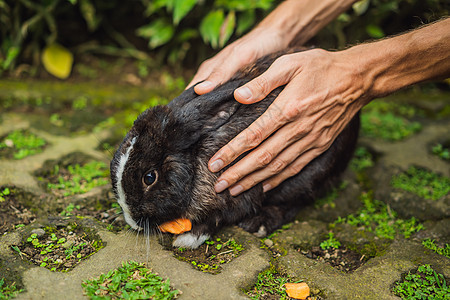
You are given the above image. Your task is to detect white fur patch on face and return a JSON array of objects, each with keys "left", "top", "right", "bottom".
[
  {"left": 116, "top": 136, "right": 141, "bottom": 230},
  {"left": 173, "top": 233, "right": 210, "bottom": 249}
]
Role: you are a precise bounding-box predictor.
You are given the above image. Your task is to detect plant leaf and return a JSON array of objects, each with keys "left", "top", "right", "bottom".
[
  {"left": 200, "top": 10, "right": 225, "bottom": 49},
  {"left": 173, "top": 0, "right": 197, "bottom": 25},
  {"left": 136, "top": 20, "right": 175, "bottom": 49},
  {"left": 41, "top": 43, "right": 73, "bottom": 79},
  {"left": 219, "top": 10, "right": 235, "bottom": 47},
  {"left": 79, "top": 0, "right": 100, "bottom": 32},
  {"left": 236, "top": 10, "right": 255, "bottom": 35},
  {"left": 352, "top": 0, "right": 370, "bottom": 16},
  {"left": 366, "top": 24, "right": 385, "bottom": 38}
]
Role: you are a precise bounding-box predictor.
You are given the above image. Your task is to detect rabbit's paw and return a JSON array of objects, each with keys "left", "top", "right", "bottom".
[{"left": 173, "top": 232, "right": 210, "bottom": 249}]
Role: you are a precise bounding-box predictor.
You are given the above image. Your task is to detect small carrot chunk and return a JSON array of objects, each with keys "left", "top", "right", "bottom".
[
  {"left": 285, "top": 282, "right": 310, "bottom": 299},
  {"left": 159, "top": 218, "right": 192, "bottom": 234}
]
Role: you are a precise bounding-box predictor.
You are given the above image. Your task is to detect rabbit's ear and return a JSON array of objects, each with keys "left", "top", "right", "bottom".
[
  {"left": 171, "top": 80, "right": 243, "bottom": 128},
  {"left": 167, "top": 80, "right": 244, "bottom": 150}
]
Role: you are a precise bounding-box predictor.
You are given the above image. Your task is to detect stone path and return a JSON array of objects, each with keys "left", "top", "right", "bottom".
[{"left": 0, "top": 80, "right": 449, "bottom": 299}]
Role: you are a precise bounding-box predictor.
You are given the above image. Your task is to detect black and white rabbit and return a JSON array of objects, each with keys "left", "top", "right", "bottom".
[{"left": 110, "top": 50, "right": 360, "bottom": 249}]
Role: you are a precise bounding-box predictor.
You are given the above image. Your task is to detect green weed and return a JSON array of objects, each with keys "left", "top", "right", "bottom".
[
  {"left": 0, "top": 130, "right": 46, "bottom": 159},
  {"left": 82, "top": 261, "right": 179, "bottom": 299},
  {"left": 432, "top": 144, "right": 450, "bottom": 161},
  {"left": 47, "top": 161, "right": 109, "bottom": 196},
  {"left": 336, "top": 193, "right": 423, "bottom": 239},
  {"left": 246, "top": 266, "right": 301, "bottom": 300},
  {"left": 0, "top": 187, "right": 10, "bottom": 202},
  {"left": 392, "top": 264, "right": 449, "bottom": 299},
  {"left": 0, "top": 278, "right": 22, "bottom": 300},
  {"left": 320, "top": 232, "right": 341, "bottom": 250},
  {"left": 60, "top": 203, "right": 81, "bottom": 217},
  {"left": 391, "top": 166, "right": 450, "bottom": 201},
  {"left": 422, "top": 239, "right": 450, "bottom": 259}
]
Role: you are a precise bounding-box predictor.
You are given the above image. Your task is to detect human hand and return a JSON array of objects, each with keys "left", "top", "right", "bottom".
[
  {"left": 186, "top": 27, "right": 287, "bottom": 94},
  {"left": 209, "top": 48, "right": 370, "bottom": 195}
]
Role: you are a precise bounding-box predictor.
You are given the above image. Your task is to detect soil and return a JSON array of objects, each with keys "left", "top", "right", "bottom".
[
  {"left": 17, "top": 221, "right": 103, "bottom": 272},
  {"left": 300, "top": 246, "right": 368, "bottom": 273},
  {"left": 57, "top": 191, "right": 128, "bottom": 231},
  {"left": 163, "top": 232, "right": 244, "bottom": 275},
  {"left": 0, "top": 187, "right": 36, "bottom": 235}
]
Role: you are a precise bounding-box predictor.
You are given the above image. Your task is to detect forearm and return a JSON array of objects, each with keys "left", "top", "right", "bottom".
[
  {"left": 257, "top": 0, "right": 358, "bottom": 46},
  {"left": 347, "top": 18, "right": 450, "bottom": 100}
]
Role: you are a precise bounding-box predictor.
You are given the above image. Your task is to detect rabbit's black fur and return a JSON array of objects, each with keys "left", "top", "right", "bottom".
[{"left": 111, "top": 50, "right": 360, "bottom": 248}]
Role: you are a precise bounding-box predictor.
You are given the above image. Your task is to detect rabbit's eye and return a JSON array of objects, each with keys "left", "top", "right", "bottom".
[{"left": 142, "top": 170, "right": 158, "bottom": 187}]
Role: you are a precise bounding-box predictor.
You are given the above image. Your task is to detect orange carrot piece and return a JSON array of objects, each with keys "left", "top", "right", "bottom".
[
  {"left": 159, "top": 218, "right": 192, "bottom": 234},
  {"left": 285, "top": 282, "right": 310, "bottom": 300}
]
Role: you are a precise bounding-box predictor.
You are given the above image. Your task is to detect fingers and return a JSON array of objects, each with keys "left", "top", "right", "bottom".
[
  {"left": 234, "top": 55, "right": 297, "bottom": 104},
  {"left": 262, "top": 148, "right": 325, "bottom": 191},
  {"left": 219, "top": 121, "right": 306, "bottom": 195},
  {"left": 227, "top": 130, "right": 322, "bottom": 196},
  {"left": 209, "top": 96, "right": 289, "bottom": 176}
]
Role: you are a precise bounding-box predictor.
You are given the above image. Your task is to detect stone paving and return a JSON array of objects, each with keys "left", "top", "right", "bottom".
[{"left": 0, "top": 79, "right": 449, "bottom": 299}]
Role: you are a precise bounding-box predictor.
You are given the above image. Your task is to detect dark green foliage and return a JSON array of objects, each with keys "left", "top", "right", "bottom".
[
  {"left": 1, "top": 0, "right": 447, "bottom": 73},
  {"left": 392, "top": 264, "right": 450, "bottom": 299}
]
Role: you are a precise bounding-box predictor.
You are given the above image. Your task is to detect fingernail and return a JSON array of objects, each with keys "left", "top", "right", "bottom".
[
  {"left": 215, "top": 180, "right": 229, "bottom": 193},
  {"left": 236, "top": 87, "right": 252, "bottom": 100},
  {"left": 196, "top": 81, "right": 213, "bottom": 91},
  {"left": 209, "top": 159, "right": 224, "bottom": 172},
  {"left": 263, "top": 183, "right": 272, "bottom": 192},
  {"left": 229, "top": 185, "right": 244, "bottom": 196}
]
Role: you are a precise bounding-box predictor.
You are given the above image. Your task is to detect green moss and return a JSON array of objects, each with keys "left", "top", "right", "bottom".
[
  {"left": 0, "top": 278, "right": 22, "bottom": 300},
  {"left": 361, "top": 111, "right": 421, "bottom": 141},
  {"left": 47, "top": 161, "right": 109, "bottom": 196},
  {"left": 246, "top": 265, "right": 301, "bottom": 300},
  {"left": 82, "top": 261, "right": 179, "bottom": 299},
  {"left": 0, "top": 130, "right": 46, "bottom": 159},
  {"left": 361, "top": 101, "right": 422, "bottom": 141},
  {"left": 422, "top": 239, "right": 450, "bottom": 259},
  {"left": 392, "top": 264, "right": 450, "bottom": 299},
  {"left": 336, "top": 192, "right": 423, "bottom": 240},
  {"left": 391, "top": 166, "right": 450, "bottom": 201},
  {"left": 350, "top": 147, "right": 374, "bottom": 172}
]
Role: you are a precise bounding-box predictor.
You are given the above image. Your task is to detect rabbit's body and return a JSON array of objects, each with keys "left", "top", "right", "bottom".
[{"left": 111, "top": 50, "right": 360, "bottom": 249}]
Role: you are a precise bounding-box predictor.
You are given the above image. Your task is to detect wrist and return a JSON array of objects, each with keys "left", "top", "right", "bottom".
[{"left": 345, "top": 19, "right": 450, "bottom": 100}]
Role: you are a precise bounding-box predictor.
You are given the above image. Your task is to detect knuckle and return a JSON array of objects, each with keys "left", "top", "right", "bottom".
[
  {"left": 273, "top": 55, "right": 291, "bottom": 67},
  {"left": 256, "top": 150, "right": 274, "bottom": 167},
  {"left": 225, "top": 168, "right": 242, "bottom": 183},
  {"left": 253, "top": 76, "right": 270, "bottom": 95},
  {"left": 246, "top": 127, "right": 264, "bottom": 148},
  {"left": 268, "top": 158, "right": 287, "bottom": 174},
  {"left": 288, "top": 164, "right": 302, "bottom": 176}
]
